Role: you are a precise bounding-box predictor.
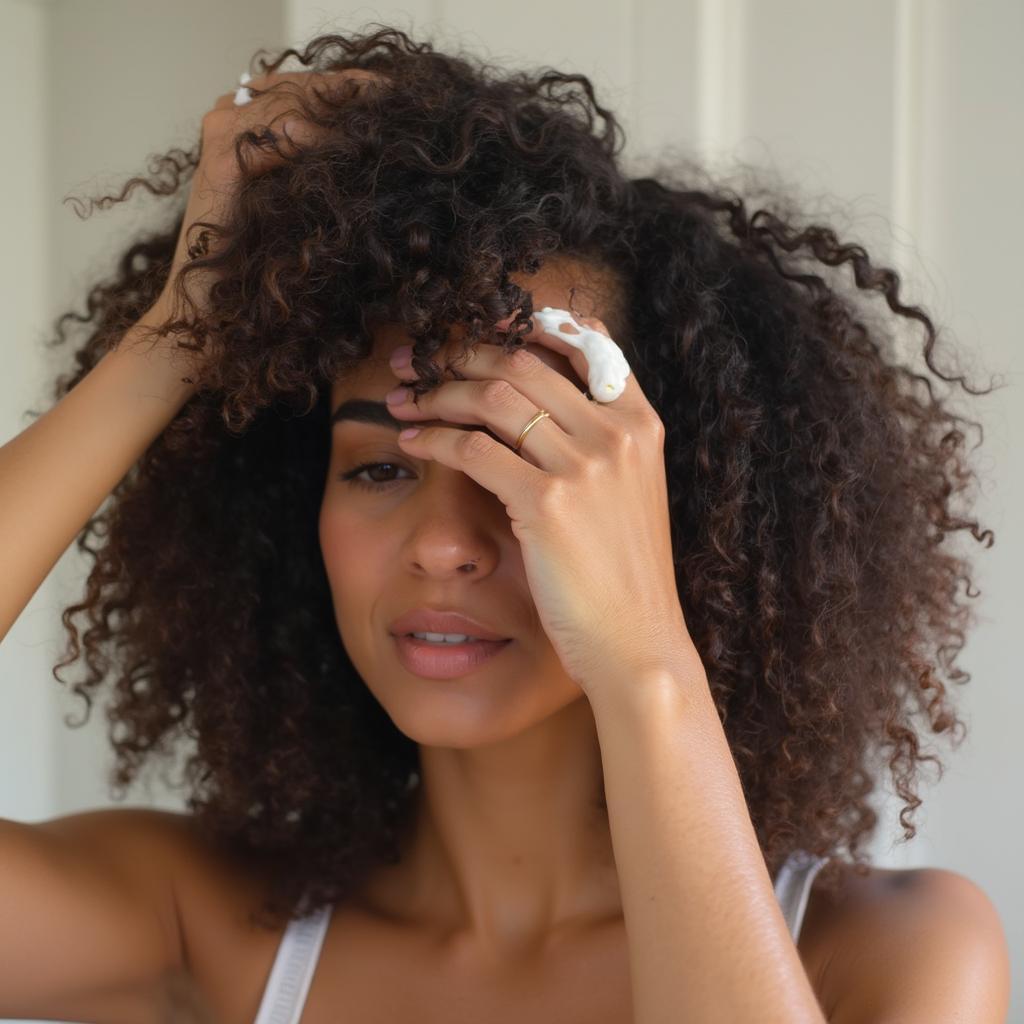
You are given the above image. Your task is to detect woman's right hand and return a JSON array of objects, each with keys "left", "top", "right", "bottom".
[{"left": 147, "top": 67, "right": 383, "bottom": 345}]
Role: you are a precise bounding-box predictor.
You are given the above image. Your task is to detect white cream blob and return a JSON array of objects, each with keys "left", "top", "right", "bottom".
[
  {"left": 234, "top": 71, "right": 253, "bottom": 106},
  {"left": 530, "top": 307, "right": 631, "bottom": 403}
]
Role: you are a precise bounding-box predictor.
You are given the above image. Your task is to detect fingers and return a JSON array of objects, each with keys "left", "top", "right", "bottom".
[
  {"left": 210, "top": 68, "right": 378, "bottom": 113},
  {"left": 388, "top": 377, "right": 577, "bottom": 471},
  {"left": 204, "top": 68, "right": 380, "bottom": 174},
  {"left": 199, "top": 72, "right": 334, "bottom": 177},
  {"left": 394, "top": 337, "right": 603, "bottom": 442}
]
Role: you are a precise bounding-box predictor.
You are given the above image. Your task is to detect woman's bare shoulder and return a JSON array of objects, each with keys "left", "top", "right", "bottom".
[
  {"left": 801, "top": 859, "right": 1010, "bottom": 1023},
  {"left": 105, "top": 806, "right": 272, "bottom": 907},
  {"left": 82, "top": 806, "right": 235, "bottom": 871},
  {"left": 99, "top": 807, "right": 288, "bottom": 1019}
]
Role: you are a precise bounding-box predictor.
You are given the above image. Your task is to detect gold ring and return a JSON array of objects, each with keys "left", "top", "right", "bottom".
[{"left": 513, "top": 409, "right": 550, "bottom": 454}]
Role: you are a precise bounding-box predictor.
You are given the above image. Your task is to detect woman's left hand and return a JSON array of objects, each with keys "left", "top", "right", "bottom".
[{"left": 386, "top": 314, "right": 697, "bottom": 698}]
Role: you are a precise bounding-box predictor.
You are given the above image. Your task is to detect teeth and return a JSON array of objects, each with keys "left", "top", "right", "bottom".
[{"left": 410, "top": 632, "right": 478, "bottom": 644}]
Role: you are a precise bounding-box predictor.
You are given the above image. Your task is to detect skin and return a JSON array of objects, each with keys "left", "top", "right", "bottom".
[{"left": 319, "top": 258, "right": 626, "bottom": 960}]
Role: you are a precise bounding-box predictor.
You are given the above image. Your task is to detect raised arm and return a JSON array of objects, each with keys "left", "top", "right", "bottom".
[{"left": 0, "top": 307, "right": 199, "bottom": 644}]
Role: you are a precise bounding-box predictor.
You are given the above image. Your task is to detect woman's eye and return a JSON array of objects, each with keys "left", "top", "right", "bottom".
[{"left": 338, "top": 461, "right": 413, "bottom": 491}]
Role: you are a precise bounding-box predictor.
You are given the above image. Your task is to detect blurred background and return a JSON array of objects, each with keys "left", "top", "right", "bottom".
[{"left": 1, "top": 0, "right": 1021, "bottom": 1020}]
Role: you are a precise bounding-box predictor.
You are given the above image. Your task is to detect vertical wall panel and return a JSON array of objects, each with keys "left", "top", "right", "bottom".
[
  {"left": 693, "top": 0, "right": 745, "bottom": 165},
  {"left": 891, "top": 0, "right": 925, "bottom": 268},
  {"left": 629, "top": 0, "right": 702, "bottom": 171},
  {"left": 911, "top": 3, "right": 1024, "bottom": 1015},
  {"left": 741, "top": 0, "right": 899, "bottom": 251},
  {"left": 918, "top": 0, "right": 1023, "bottom": 374}
]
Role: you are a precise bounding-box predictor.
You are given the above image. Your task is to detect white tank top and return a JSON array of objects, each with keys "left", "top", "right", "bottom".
[{"left": 252, "top": 849, "right": 828, "bottom": 1024}]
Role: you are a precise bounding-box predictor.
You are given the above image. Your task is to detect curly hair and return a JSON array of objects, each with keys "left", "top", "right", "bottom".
[{"left": 38, "top": 24, "right": 996, "bottom": 931}]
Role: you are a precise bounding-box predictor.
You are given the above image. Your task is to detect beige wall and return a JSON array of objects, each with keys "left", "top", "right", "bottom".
[
  {"left": 1, "top": 0, "right": 58, "bottom": 824},
  {"left": 2, "top": 0, "right": 1021, "bottom": 1018}
]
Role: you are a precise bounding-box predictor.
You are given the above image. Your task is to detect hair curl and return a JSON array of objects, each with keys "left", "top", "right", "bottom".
[{"left": 39, "top": 25, "right": 996, "bottom": 931}]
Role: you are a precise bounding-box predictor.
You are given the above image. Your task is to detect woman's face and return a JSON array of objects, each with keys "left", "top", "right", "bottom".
[{"left": 319, "top": 265, "right": 606, "bottom": 747}]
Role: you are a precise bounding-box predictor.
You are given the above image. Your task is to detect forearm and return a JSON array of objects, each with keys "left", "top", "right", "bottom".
[
  {"left": 0, "top": 306, "right": 197, "bottom": 644},
  {"left": 588, "top": 655, "right": 827, "bottom": 1024}
]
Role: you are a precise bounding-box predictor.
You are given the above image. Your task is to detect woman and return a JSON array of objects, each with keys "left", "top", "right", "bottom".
[{"left": 0, "top": 25, "right": 1009, "bottom": 1024}]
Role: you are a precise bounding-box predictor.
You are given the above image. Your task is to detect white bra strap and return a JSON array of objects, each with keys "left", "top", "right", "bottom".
[
  {"left": 773, "top": 850, "right": 828, "bottom": 941},
  {"left": 252, "top": 904, "right": 333, "bottom": 1024}
]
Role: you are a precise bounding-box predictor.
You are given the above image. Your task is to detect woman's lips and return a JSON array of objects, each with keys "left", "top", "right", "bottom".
[{"left": 393, "top": 634, "right": 513, "bottom": 679}]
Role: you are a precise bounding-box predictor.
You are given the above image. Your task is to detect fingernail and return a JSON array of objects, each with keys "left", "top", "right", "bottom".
[
  {"left": 389, "top": 345, "right": 412, "bottom": 369},
  {"left": 384, "top": 386, "right": 408, "bottom": 406}
]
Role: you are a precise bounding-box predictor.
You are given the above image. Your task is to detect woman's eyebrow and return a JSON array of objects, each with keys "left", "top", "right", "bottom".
[
  {"left": 330, "top": 398, "right": 402, "bottom": 430},
  {"left": 330, "top": 397, "right": 468, "bottom": 436},
  {"left": 329, "top": 397, "right": 499, "bottom": 444}
]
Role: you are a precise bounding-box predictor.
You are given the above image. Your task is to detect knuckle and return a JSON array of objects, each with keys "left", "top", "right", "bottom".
[
  {"left": 202, "top": 107, "right": 229, "bottom": 128},
  {"left": 577, "top": 457, "right": 605, "bottom": 488},
  {"left": 458, "top": 429, "right": 493, "bottom": 460},
  {"left": 480, "top": 378, "right": 518, "bottom": 410},
  {"left": 611, "top": 425, "right": 644, "bottom": 454},
  {"left": 507, "top": 345, "right": 540, "bottom": 372},
  {"left": 201, "top": 109, "right": 238, "bottom": 142},
  {"left": 535, "top": 477, "right": 567, "bottom": 516},
  {"left": 644, "top": 408, "right": 666, "bottom": 437}
]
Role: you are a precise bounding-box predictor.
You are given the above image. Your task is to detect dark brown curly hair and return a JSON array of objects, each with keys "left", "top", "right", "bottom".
[{"left": 38, "top": 25, "right": 996, "bottom": 931}]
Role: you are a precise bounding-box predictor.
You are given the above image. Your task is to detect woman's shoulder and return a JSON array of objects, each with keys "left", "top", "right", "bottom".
[
  {"left": 108, "top": 807, "right": 295, "bottom": 1019},
  {"left": 99, "top": 806, "right": 266, "bottom": 891},
  {"left": 110, "top": 804, "right": 278, "bottom": 918},
  {"left": 801, "top": 858, "right": 1009, "bottom": 1022},
  {"left": 80, "top": 805, "right": 277, "bottom": 935}
]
